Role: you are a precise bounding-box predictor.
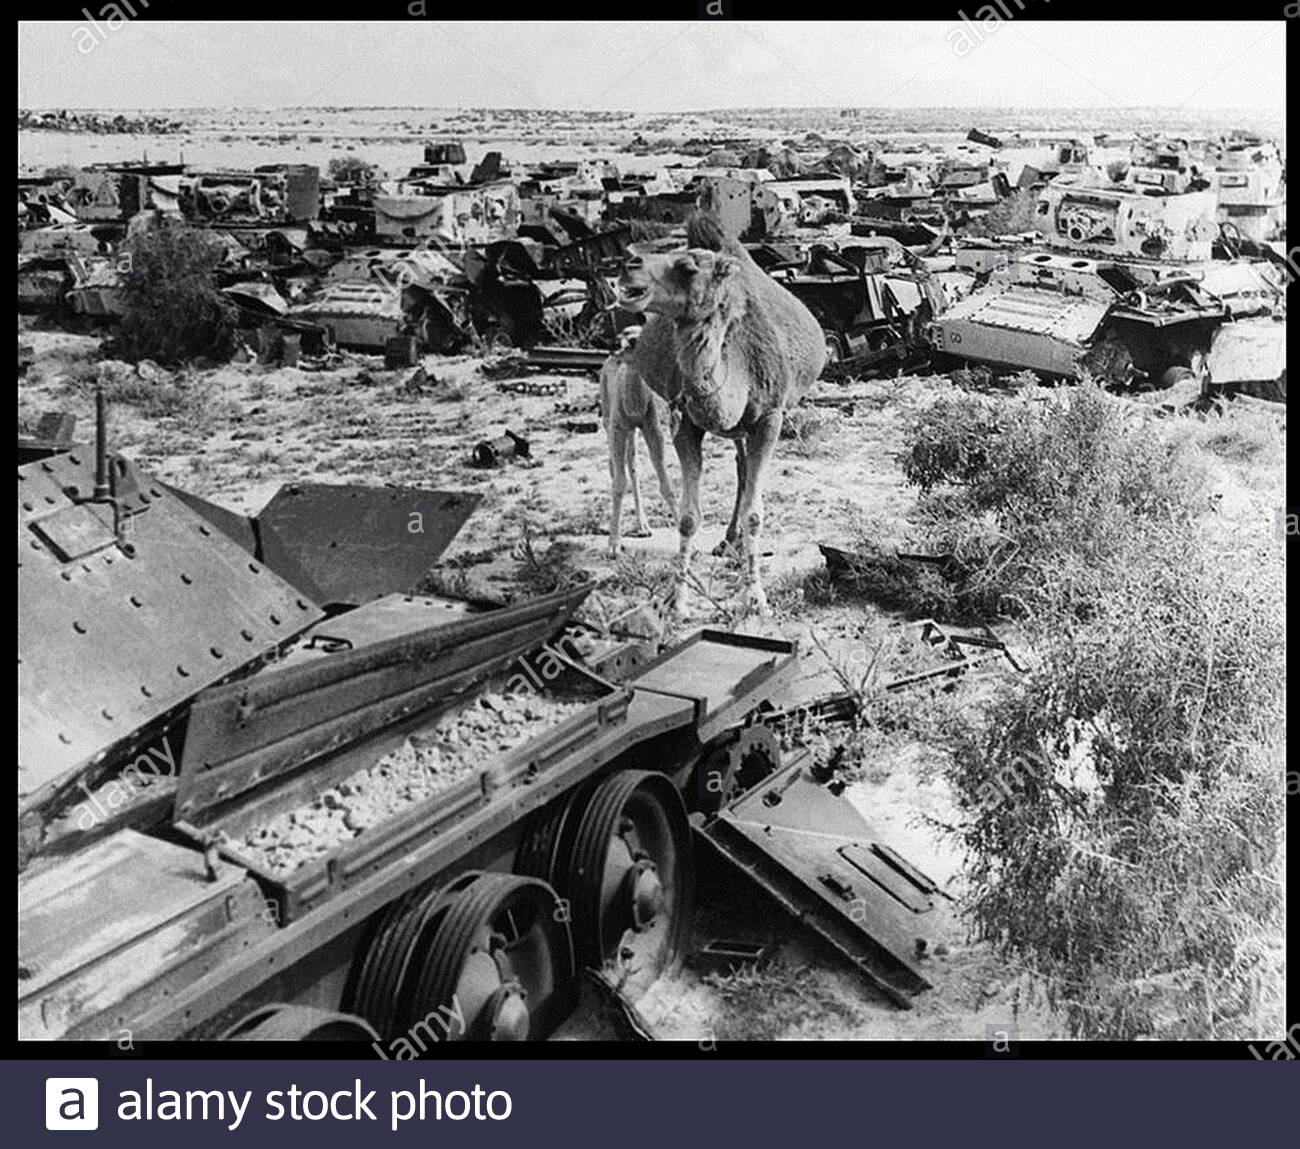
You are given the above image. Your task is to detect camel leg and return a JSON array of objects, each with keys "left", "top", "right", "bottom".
[
  {"left": 627, "top": 434, "right": 651, "bottom": 537},
  {"left": 736, "top": 410, "right": 784, "bottom": 618},
  {"left": 672, "top": 417, "right": 706, "bottom": 610},
  {"left": 607, "top": 422, "right": 632, "bottom": 557},
  {"left": 639, "top": 415, "right": 678, "bottom": 518},
  {"left": 713, "top": 438, "right": 748, "bottom": 558}
]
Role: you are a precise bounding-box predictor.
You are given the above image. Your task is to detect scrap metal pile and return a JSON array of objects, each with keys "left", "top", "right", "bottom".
[
  {"left": 18, "top": 124, "right": 1286, "bottom": 396},
  {"left": 927, "top": 135, "right": 1287, "bottom": 397}
]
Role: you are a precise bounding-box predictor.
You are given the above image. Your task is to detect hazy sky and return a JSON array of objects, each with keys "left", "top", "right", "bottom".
[{"left": 18, "top": 20, "right": 1287, "bottom": 112}]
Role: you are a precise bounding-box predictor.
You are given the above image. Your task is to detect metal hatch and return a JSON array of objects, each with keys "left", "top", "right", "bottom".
[
  {"left": 157, "top": 481, "right": 483, "bottom": 608},
  {"left": 256, "top": 482, "right": 483, "bottom": 608},
  {"left": 698, "top": 751, "right": 942, "bottom": 1008},
  {"left": 628, "top": 629, "right": 799, "bottom": 742}
]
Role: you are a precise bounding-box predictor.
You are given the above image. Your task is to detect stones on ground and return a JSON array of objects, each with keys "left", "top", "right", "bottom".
[{"left": 239, "top": 689, "right": 584, "bottom": 878}]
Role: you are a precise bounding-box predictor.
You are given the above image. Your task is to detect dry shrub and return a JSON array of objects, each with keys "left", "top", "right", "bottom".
[
  {"left": 514, "top": 531, "right": 594, "bottom": 598},
  {"left": 780, "top": 406, "right": 838, "bottom": 456},
  {"left": 887, "top": 381, "right": 1284, "bottom": 1038},
  {"left": 961, "top": 187, "right": 1040, "bottom": 238},
  {"left": 946, "top": 538, "right": 1284, "bottom": 1038},
  {"left": 112, "top": 222, "right": 236, "bottom": 365},
  {"left": 894, "top": 382, "right": 1208, "bottom": 620}
]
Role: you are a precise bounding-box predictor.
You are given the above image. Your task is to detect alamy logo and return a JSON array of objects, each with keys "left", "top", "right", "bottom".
[{"left": 45, "top": 1078, "right": 100, "bottom": 1131}]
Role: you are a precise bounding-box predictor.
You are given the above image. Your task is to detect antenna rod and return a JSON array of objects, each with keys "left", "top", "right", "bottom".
[{"left": 93, "top": 381, "right": 109, "bottom": 501}]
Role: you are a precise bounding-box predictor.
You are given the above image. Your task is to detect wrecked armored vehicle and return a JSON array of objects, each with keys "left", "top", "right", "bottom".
[
  {"left": 373, "top": 181, "right": 519, "bottom": 245},
  {"left": 753, "top": 236, "right": 946, "bottom": 372},
  {"left": 180, "top": 165, "right": 321, "bottom": 226},
  {"left": 1212, "top": 133, "right": 1286, "bottom": 245},
  {"left": 18, "top": 401, "right": 948, "bottom": 1042},
  {"left": 286, "top": 246, "right": 473, "bottom": 354},
  {"left": 930, "top": 174, "right": 1287, "bottom": 395}
]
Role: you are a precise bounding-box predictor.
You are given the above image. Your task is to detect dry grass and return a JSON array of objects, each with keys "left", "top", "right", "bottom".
[{"left": 703, "top": 959, "right": 864, "bottom": 1041}]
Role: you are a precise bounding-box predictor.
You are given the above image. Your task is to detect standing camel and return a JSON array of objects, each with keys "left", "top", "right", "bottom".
[
  {"left": 598, "top": 326, "right": 678, "bottom": 557},
  {"left": 616, "top": 218, "right": 826, "bottom": 616}
]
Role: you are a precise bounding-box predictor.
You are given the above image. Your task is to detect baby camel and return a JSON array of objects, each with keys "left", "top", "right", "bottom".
[{"left": 598, "top": 326, "right": 678, "bottom": 557}]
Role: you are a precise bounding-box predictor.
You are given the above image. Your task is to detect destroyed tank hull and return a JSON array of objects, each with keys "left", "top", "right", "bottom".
[
  {"left": 931, "top": 249, "right": 1285, "bottom": 392},
  {"left": 19, "top": 417, "right": 947, "bottom": 1044}
]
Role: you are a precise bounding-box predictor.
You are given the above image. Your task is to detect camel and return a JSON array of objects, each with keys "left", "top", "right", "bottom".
[
  {"left": 617, "top": 214, "right": 826, "bottom": 616},
  {"left": 598, "top": 326, "right": 678, "bottom": 557}
]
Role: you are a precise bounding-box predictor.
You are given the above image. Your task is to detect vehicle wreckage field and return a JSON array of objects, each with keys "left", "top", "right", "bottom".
[
  {"left": 18, "top": 101, "right": 1286, "bottom": 1046},
  {"left": 17, "top": 325, "right": 1285, "bottom": 1042}
]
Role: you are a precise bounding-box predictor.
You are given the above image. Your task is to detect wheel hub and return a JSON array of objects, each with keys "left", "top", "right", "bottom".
[
  {"left": 627, "top": 859, "right": 664, "bottom": 930},
  {"left": 486, "top": 983, "right": 531, "bottom": 1042}
]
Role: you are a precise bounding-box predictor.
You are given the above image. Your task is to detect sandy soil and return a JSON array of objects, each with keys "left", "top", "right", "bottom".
[{"left": 18, "top": 322, "right": 1284, "bottom": 1042}]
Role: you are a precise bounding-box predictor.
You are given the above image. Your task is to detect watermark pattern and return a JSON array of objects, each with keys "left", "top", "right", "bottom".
[
  {"left": 70, "top": 734, "right": 176, "bottom": 832},
  {"left": 72, "top": 1, "right": 167, "bottom": 56},
  {"left": 372, "top": 995, "right": 466, "bottom": 1060},
  {"left": 388, "top": 1082, "right": 511, "bottom": 1129},
  {"left": 984, "top": 1021, "right": 1020, "bottom": 1056},
  {"left": 948, "top": 0, "right": 1051, "bottom": 58},
  {"left": 1274, "top": 507, "right": 1298, "bottom": 541},
  {"left": 1248, "top": 1021, "right": 1300, "bottom": 1060}
]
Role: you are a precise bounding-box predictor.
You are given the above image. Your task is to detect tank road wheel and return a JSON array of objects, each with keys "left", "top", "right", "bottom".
[
  {"left": 824, "top": 331, "right": 847, "bottom": 366},
  {"left": 219, "top": 1004, "right": 379, "bottom": 1041},
  {"left": 407, "top": 872, "right": 576, "bottom": 1042},
  {"left": 342, "top": 873, "right": 476, "bottom": 1039},
  {"left": 561, "top": 770, "right": 693, "bottom": 997},
  {"left": 1159, "top": 351, "right": 1210, "bottom": 399},
  {"left": 514, "top": 792, "right": 582, "bottom": 890}
]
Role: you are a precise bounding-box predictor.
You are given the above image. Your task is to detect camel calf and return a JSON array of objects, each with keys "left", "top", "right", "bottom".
[{"left": 599, "top": 327, "right": 677, "bottom": 557}]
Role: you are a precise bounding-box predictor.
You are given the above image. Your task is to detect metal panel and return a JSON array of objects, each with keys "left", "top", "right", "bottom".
[
  {"left": 28, "top": 501, "right": 118, "bottom": 562},
  {"left": 256, "top": 482, "right": 482, "bottom": 608},
  {"left": 157, "top": 481, "right": 260, "bottom": 558},
  {"left": 628, "top": 629, "right": 798, "bottom": 742},
  {"left": 933, "top": 285, "right": 1109, "bottom": 376},
  {"left": 176, "top": 584, "right": 594, "bottom": 822},
  {"left": 18, "top": 829, "right": 272, "bottom": 1039},
  {"left": 1208, "top": 319, "right": 1286, "bottom": 384},
  {"left": 157, "top": 482, "right": 325, "bottom": 602},
  {"left": 18, "top": 461, "right": 324, "bottom": 812},
  {"left": 274, "top": 593, "right": 481, "bottom": 664},
  {"left": 700, "top": 753, "right": 938, "bottom": 1008}
]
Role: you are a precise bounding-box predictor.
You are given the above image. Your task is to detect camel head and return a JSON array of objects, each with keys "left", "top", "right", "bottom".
[{"left": 616, "top": 248, "right": 741, "bottom": 322}]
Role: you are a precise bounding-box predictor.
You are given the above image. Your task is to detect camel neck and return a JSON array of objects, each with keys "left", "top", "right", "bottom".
[{"left": 672, "top": 304, "right": 743, "bottom": 396}]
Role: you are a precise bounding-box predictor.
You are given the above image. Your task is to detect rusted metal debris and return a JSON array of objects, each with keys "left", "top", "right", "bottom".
[
  {"left": 686, "top": 939, "right": 776, "bottom": 975},
  {"left": 472, "top": 430, "right": 531, "bottom": 467},
  {"left": 697, "top": 749, "right": 940, "bottom": 1008},
  {"left": 526, "top": 345, "right": 610, "bottom": 372},
  {"left": 883, "top": 619, "right": 1033, "bottom": 689},
  {"left": 21, "top": 489, "right": 951, "bottom": 1041},
  {"left": 966, "top": 128, "right": 1003, "bottom": 150}
]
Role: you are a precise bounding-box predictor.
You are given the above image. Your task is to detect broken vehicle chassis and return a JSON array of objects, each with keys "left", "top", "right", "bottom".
[{"left": 69, "top": 631, "right": 800, "bottom": 1040}]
